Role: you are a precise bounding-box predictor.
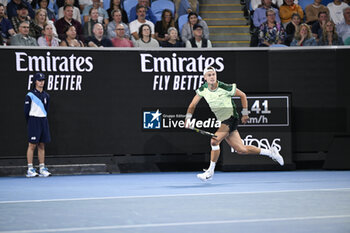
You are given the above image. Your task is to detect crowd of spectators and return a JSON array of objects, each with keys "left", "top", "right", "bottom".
[
  {"left": 3, "top": 0, "right": 348, "bottom": 48},
  {"left": 0, "top": 0, "right": 213, "bottom": 47},
  {"left": 250, "top": 0, "right": 350, "bottom": 46}
]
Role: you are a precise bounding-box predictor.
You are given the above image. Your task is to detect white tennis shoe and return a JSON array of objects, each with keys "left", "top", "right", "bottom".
[
  {"left": 26, "top": 168, "right": 38, "bottom": 178},
  {"left": 270, "top": 146, "right": 284, "bottom": 166},
  {"left": 197, "top": 170, "right": 214, "bottom": 181},
  {"left": 39, "top": 167, "right": 51, "bottom": 177}
]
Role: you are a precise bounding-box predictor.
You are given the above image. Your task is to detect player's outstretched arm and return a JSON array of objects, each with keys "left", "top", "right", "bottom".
[
  {"left": 185, "top": 94, "right": 202, "bottom": 128},
  {"left": 235, "top": 88, "right": 249, "bottom": 124}
]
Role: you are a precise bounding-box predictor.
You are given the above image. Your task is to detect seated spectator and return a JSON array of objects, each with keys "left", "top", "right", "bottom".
[
  {"left": 85, "top": 23, "right": 113, "bottom": 47},
  {"left": 78, "top": 0, "right": 92, "bottom": 12},
  {"left": 318, "top": 20, "right": 344, "bottom": 44},
  {"left": 56, "top": 0, "right": 80, "bottom": 10},
  {"left": 82, "top": 0, "right": 108, "bottom": 26},
  {"left": 253, "top": 0, "right": 281, "bottom": 28},
  {"left": 0, "top": 0, "right": 8, "bottom": 12},
  {"left": 111, "top": 23, "right": 133, "bottom": 47},
  {"left": 327, "top": 0, "right": 348, "bottom": 25},
  {"left": 33, "top": 9, "right": 45, "bottom": 38},
  {"left": 7, "top": 0, "right": 35, "bottom": 20},
  {"left": 37, "top": 23, "right": 60, "bottom": 46},
  {"left": 58, "top": 0, "right": 81, "bottom": 23},
  {"left": 181, "top": 12, "right": 209, "bottom": 43},
  {"left": 11, "top": 3, "right": 42, "bottom": 38},
  {"left": 11, "top": 21, "right": 38, "bottom": 45},
  {"left": 155, "top": 9, "right": 177, "bottom": 44},
  {"left": 175, "top": 0, "right": 198, "bottom": 20},
  {"left": 337, "top": 7, "right": 350, "bottom": 44},
  {"left": 83, "top": 8, "right": 101, "bottom": 37},
  {"left": 0, "top": 3, "right": 16, "bottom": 44},
  {"left": 129, "top": 5, "right": 155, "bottom": 41},
  {"left": 161, "top": 27, "right": 184, "bottom": 47},
  {"left": 107, "top": 0, "right": 128, "bottom": 23},
  {"left": 251, "top": 0, "right": 281, "bottom": 46},
  {"left": 60, "top": 24, "right": 84, "bottom": 46},
  {"left": 37, "top": 0, "right": 56, "bottom": 22},
  {"left": 55, "top": 4, "right": 83, "bottom": 41},
  {"left": 129, "top": 0, "right": 157, "bottom": 24},
  {"left": 133, "top": 23, "right": 159, "bottom": 47},
  {"left": 279, "top": 0, "right": 304, "bottom": 27},
  {"left": 0, "top": 30, "right": 3, "bottom": 45},
  {"left": 251, "top": 0, "right": 284, "bottom": 11},
  {"left": 185, "top": 23, "right": 212, "bottom": 48},
  {"left": 285, "top": 13, "right": 301, "bottom": 46},
  {"left": 258, "top": 9, "right": 285, "bottom": 46},
  {"left": 305, "top": 0, "right": 329, "bottom": 25},
  {"left": 107, "top": 9, "right": 130, "bottom": 39},
  {"left": 311, "top": 11, "right": 329, "bottom": 41},
  {"left": 290, "top": 23, "right": 317, "bottom": 46}
]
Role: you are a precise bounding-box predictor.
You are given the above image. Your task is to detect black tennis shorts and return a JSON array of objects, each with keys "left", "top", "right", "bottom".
[{"left": 221, "top": 116, "right": 239, "bottom": 133}]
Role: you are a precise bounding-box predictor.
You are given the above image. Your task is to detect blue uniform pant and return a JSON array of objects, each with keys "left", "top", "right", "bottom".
[{"left": 27, "top": 117, "right": 51, "bottom": 144}]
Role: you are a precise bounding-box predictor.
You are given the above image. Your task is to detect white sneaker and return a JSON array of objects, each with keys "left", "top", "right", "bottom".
[
  {"left": 26, "top": 168, "right": 38, "bottom": 178},
  {"left": 270, "top": 146, "right": 284, "bottom": 166},
  {"left": 197, "top": 170, "right": 214, "bottom": 181},
  {"left": 39, "top": 167, "right": 51, "bottom": 177}
]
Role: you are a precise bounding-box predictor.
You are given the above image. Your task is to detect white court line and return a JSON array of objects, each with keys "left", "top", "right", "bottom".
[
  {"left": 1, "top": 188, "right": 350, "bottom": 204},
  {"left": 1, "top": 215, "right": 350, "bottom": 233}
]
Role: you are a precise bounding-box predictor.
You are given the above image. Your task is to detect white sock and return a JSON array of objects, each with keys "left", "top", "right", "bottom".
[
  {"left": 28, "top": 164, "right": 33, "bottom": 169},
  {"left": 260, "top": 149, "right": 272, "bottom": 157},
  {"left": 39, "top": 163, "right": 45, "bottom": 170},
  {"left": 208, "top": 161, "right": 216, "bottom": 172}
]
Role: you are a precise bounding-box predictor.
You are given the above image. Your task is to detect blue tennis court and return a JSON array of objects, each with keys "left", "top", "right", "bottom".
[{"left": 0, "top": 171, "right": 350, "bottom": 233}]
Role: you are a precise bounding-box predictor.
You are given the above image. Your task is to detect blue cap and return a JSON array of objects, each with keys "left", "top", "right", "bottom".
[{"left": 34, "top": 73, "right": 45, "bottom": 81}]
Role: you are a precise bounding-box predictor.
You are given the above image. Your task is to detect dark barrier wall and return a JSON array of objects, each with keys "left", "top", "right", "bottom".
[{"left": 0, "top": 47, "right": 349, "bottom": 160}]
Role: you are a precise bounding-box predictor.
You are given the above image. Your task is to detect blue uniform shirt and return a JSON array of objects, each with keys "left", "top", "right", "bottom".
[{"left": 24, "top": 88, "right": 50, "bottom": 122}]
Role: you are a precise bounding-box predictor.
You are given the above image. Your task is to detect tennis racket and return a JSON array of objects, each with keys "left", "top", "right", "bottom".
[{"left": 189, "top": 127, "right": 217, "bottom": 138}]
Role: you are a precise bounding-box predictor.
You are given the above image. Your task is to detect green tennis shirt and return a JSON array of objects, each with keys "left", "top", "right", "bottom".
[{"left": 196, "top": 81, "right": 239, "bottom": 121}]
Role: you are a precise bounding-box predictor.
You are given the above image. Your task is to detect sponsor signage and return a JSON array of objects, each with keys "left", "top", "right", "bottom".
[
  {"left": 16, "top": 51, "right": 93, "bottom": 91},
  {"left": 1, "top": 47, "right": 295, "bottom": 169}
]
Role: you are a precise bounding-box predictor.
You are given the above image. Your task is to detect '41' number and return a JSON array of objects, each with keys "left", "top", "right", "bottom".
[{"left": 251, "top": 100, "right": 271, "bottom": 114}]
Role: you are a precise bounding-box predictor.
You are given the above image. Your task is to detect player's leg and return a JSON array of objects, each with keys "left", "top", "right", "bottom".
[
  {"left": 26, "top": 117, "right": 40, "bottom": 177},
  {"left": 37, "top": 142, "right": 51, "bottom": 177},
  {"left": 37, "top": 142, "right": 45, "bottom": 165},
  {"left": 225, "top": 130, "right": 284, "bottom": 165},
  {"left": 26, "top": 143, "right": 38, "bottom": 177},
  {"left": 225, "top": 130, "right": 259, "bottom": 154},
  {"left": 26, "top": 143, "right": 37, "bottom": 165},
  {"left": 211, "top": 124, "right": 230, "bottom": 162},
  {"left": 38, "top": 118, "right": 51, "bottom": 177},
  {"left": 197, "top": 124, "right": 230, "bottom": 181}
]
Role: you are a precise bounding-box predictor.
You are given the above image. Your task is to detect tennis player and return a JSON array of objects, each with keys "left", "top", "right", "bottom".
[
  {"left": 24, "top": 73, "right": 51, "bottom": 177},
  {"left": 185, "top": 66, "right": 284, "bottom": 181}
]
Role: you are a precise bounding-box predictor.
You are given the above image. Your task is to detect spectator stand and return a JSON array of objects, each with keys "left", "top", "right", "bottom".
[
  {"left": 151, "top": 0, "right": 175, "bottom": 21},
  {"left": 298, "top": 0, "right": 314, "bottom": 10},
  {"left": 103, "top": 0, "right": 110, "bottom": 10},
  {"left": 321, "top": 0, "right": 333, "bottom": 6},
  {"left": 123, "top": 0, "right": 138, "bottom": 20}
]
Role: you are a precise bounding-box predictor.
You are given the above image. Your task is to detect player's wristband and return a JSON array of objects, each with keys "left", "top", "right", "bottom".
[
  {"left": 241, "top": 108, "right": 249, "bottom": 116},
  {"left": 185, "top": 113, "right": 192, "bottom": 120}
]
